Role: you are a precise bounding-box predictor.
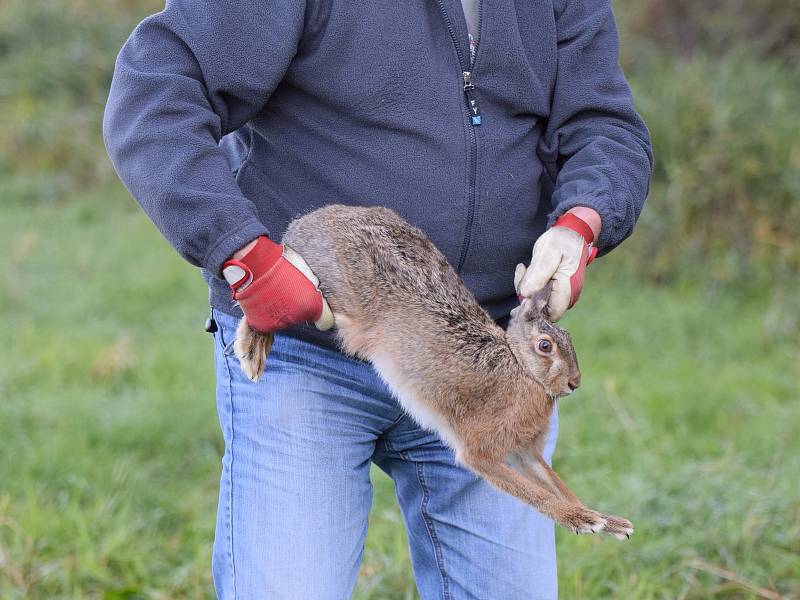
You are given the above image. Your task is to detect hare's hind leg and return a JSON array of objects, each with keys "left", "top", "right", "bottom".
[
  {"left": 233, "top": 319, "right": 275, "bottom": 382},
  {"left": 461, "top": 449, "right": 608, "bottom": 535}
]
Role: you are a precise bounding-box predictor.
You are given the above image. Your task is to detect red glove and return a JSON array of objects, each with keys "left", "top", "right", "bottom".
[{"left": 222, "top": 236, "right": 334, "bottom": 333}]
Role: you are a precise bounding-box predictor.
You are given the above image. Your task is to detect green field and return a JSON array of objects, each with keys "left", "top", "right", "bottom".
[{"left": 2, "top": 186, "right": 798, "bottom": 599}]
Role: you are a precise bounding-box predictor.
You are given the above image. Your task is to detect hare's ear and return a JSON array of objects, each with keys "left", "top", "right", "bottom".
[
  {"left": 529, "top": 282, "right": 553, "bottom": 319},
  {"left": 514, "top": 282, "right": 553, "bottom": 322}
]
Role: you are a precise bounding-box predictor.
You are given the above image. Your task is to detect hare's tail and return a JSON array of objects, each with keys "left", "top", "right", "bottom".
[{"left": 234, "top": 319, "right": 274, "bottom": 382}]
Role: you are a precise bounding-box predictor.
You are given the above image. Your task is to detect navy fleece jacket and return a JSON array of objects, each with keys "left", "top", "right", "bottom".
[{"left": 103, "top": 0, "right": 652, "bottom": 345}]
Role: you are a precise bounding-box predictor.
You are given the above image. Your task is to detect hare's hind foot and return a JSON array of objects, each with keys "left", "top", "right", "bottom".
[{"left": 233, "top": 319, "right": 274, "bottom": 382}]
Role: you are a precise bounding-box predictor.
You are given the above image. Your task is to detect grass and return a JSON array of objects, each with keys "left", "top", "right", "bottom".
[{"left": 1, "top": 185, "right": 798, "bottom": 599}]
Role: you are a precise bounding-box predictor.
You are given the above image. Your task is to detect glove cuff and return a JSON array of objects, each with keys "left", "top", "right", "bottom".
[{"left": 554, "top": 213, "right": 595, "bottom": 245}]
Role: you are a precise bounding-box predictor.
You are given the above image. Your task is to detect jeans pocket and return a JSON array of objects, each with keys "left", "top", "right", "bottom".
[{"left": 211, "top": 309, "right": 238, "bottom": 356}]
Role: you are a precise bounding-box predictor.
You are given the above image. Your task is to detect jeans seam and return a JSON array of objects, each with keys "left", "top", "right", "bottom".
[
  {"left": 388, "top": 408, "right": 407, "bottom": 428},
  {"left": 389, "top": 440, "right": 450, "bottom": 600},
  {"left": 416, "top": 462, "right": 451, "bottom": 600},
  {"left": 220, "top": 351, "right": 238, "bottom": 599}
]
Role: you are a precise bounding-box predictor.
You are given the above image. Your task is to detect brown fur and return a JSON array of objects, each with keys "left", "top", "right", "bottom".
[{"left": 234, "top": 205, "right": 633, "bottom": 538}]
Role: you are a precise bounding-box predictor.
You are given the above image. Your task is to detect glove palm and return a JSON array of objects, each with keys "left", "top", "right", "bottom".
[{"left": 515, "top": 213, "right": 597, "bottom": 321}]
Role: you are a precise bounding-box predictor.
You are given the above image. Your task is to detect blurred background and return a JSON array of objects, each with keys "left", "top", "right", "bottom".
[{"left": 1, "top": 0, "right": 798, "bottom": 597}]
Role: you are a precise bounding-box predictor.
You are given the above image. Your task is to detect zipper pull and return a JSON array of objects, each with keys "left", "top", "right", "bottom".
[{"left": 463, "top": 71, "right": 482, "bottom": 126}]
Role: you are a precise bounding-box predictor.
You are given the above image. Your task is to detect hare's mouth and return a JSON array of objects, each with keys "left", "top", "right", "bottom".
[{"left": 547, "top": 382, "right": 575, "bottom": 400}]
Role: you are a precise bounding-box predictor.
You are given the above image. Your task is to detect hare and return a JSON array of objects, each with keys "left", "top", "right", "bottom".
[{"left": 234, "top": 205, "right": 633, "bottom": 538}]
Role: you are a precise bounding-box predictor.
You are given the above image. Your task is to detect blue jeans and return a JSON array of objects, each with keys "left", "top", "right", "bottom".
[{"left": 211, "top": 309, "right": 558, "bottom": 599}]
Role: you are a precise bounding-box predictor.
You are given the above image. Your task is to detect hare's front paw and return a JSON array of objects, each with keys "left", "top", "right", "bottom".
[
  {"left": 601, "top": 515, "right": 634, "bottom": 540},
  {"left": 560, "top": 507, "right": 608, "bottom": 535}
]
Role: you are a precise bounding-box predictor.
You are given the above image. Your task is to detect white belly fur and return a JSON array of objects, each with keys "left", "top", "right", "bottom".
[{"left": 368, "top": 350, "right": 464, "bottom": 455}]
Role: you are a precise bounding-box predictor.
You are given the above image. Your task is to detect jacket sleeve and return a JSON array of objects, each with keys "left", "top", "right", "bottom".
[
  {"left": 103, "top": 0, "right": 306, "bottom": 274},
  {"left": 537, "top": 0, "right": 653, "bottom": 254}
]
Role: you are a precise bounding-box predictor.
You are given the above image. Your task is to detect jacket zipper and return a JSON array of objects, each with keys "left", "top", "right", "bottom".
[
  {"left": 463, "top": 70, "right": 482, "bottom": 126},
  {"left": 435, "top": 0, "right": 483, "bottom": 273}
]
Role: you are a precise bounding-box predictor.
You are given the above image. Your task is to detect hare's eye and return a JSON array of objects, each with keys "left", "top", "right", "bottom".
[{"left": 536, "top": 339, "right": 553, "bottom": 354}]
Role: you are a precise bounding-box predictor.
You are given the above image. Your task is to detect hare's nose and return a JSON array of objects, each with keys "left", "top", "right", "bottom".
[{"left": 568, "top": 376, "right": 581, "bottom": 392}]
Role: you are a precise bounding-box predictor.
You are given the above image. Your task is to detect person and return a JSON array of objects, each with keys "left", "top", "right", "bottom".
[{"left": 103, "top": 0, "right": 652, "bottom": 596}]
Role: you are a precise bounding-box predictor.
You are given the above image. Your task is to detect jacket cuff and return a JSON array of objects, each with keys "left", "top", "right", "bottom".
[
  {"left": 547, "top": 195, "right": 623, "bottom": 255},
  {"left": 203, "top": 218, "right": 271, "bottom": 276}
]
